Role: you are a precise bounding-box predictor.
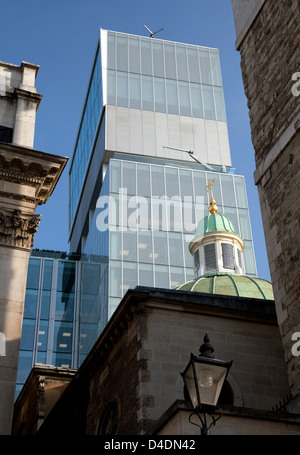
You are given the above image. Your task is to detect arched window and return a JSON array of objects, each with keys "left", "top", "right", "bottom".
[
  {"left": 98, "top": 401, "right": 119, "bottom": 435},
  {"left": 218, "top": 380, "right": 234, "bottom": 406}
]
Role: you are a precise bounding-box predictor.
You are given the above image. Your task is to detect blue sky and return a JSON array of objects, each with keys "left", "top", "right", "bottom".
[{"left": 1, "top": 0, "right": 271, "bottom": 281}]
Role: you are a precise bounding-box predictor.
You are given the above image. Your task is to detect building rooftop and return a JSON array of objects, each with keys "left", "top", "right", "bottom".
[{"left": 175, "top": 272, "right": 274, "bottom": 300}]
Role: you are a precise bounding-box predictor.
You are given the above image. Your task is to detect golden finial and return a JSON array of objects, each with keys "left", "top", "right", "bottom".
[{"left": 206, "top": 178, "right": 218, "bottom": 214}]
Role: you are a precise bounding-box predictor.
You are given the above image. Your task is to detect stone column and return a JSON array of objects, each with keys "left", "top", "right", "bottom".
[{"left": 0, "top": 142, "right": 67, "bottom": 434}]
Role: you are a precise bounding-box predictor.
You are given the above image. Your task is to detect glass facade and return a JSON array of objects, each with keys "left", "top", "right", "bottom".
[
  {"left": 82, "top": 157, "right": 256, "bottom": 322},
  {"left": 105, "top": 31, "right": 225, "bottom": 121},
  {"left": 69, "top": 29, "right": 227, "bottom": 230},
  {"left": 70, "top": 46, "right": 102, "bottom": 225},
  {"left": 16, "top": 251, "right": 108, "bottom": 398}
]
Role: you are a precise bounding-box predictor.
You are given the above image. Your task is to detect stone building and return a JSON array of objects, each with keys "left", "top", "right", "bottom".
[
  {"left": 0, "top": 61, "right": 67, "bottom": 434},
  {"left": 231, "top": 0, "right": 300, "bottom": 412}
]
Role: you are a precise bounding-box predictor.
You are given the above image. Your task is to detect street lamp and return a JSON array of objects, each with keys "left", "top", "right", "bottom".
[{"left": 181, "top": 334, "right": 233, "bottom": 435}]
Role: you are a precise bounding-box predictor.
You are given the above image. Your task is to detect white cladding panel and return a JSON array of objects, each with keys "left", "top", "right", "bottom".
[{"left": 105, "top": 105, "right": 231, "bottom": 167}]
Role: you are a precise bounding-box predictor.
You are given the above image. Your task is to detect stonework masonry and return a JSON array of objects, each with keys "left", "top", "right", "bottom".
[
  {"left": 231, "top": 0, "right": 300, "bottom": 410},
  {"left": 0, "top": 61, "right": 67, "bottom": 434}
]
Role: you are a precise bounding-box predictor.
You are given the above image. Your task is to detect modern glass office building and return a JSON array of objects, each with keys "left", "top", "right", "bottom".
[
  {"left": 68, "top": 29, "right": 257, "bottom": 338},
  {"left": 17, "top": 29, "right": 257, "bottom": 395}
]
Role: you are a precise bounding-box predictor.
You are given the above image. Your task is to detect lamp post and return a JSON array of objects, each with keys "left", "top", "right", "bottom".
[{"left": 181, "top": 334, "right": 233, "bottom": 435}]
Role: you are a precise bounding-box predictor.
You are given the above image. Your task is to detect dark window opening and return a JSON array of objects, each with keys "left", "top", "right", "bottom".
[
  {"left": 0, "top": 125, "right": 13, "bottom": 144},
  {"left": 98, "top": 401, "right": 119, "bottom": 435},
  {"left": 218, "top": 380, "right": 234, "bottom": 406}
]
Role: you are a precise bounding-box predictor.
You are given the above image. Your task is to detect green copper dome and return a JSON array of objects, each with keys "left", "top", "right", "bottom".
[
  {"left": 175, "top": 273, "right": 274, "bottom": 300},
  {"left": 195, "top": 213, "right": 237, "bottom": 237}
]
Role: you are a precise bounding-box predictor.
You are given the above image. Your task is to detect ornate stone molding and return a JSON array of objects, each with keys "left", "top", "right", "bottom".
[
  {"left": 0, "top": 141, "right": 68, "bottom": 205},
  {"left": 0, "top": 209, "right": 40, "bottom": 249}
]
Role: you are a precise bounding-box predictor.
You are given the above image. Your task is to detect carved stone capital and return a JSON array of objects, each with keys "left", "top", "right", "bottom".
[{"left": 0, "top": 209, "right": 41, "bottom": 250}]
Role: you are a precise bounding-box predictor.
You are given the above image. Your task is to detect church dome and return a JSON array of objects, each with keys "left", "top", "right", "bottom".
[
  {"left": 175, "top": 272, "right": 274, "bottom": 300},
  {"left": 195, "top": 212, "right": 238, "bottom": 237}
]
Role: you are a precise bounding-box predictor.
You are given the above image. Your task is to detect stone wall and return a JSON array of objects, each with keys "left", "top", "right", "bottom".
[{"left": 231, "top": 0, "right": 300, "bottom": 409}]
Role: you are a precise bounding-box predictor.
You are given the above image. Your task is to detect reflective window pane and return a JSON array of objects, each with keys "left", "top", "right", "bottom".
[
  {"left": 151, "top": 165, "right": 165, "bottom": 196},
  {"left": 23, "top": 289, "right": 38, "bottom": 319},
  {"left": 169, "top": 232, "right": 183, "bottom": 266},
  {"left": 164, "top": 43, "right": 176, "bottom": 79},
  {"left": 202, "top": 85, "right": 215, "bottom": 120},
  {"left": 221, "top": 175, "right": 235, "bottom": 207},
  {"left": 43, "top": 260, "right": 53, "bottom": 290},
  {"left": 234, "top": 177, "right": 248, "bottom": 208},
  {"left": 179, "top": 169, "right": 193, "bottom": 200},
  {"left": 141, "top": 39, "right": 152, "bottom": 75},
  {"left": 243, "top": 241, "right": 257, "bottom": 275},
  {"left": 176, "top": 45, "right": 188, "bottom": 81},
  {"left": 154, "top": 264, "right": 169, "bottom": 288},
  {"left": 165, "top": 167, "right": 179, "bottom": 198},
  {"left": 210, "top": 50, "right": 222, "bottom": 86},
  {"left": 117, "top": 72, "right": 128, "bottom": 107},
  {"left": 152, "top": 231, "right": 168, "bottom": 265},
  {"left": 190, "top": 83, "right": 203, "bottom": 118},
  {"left": 122, "top": 161, "right": 136, "bottom": 195},
  {"left": 110, "top": 160, "right": 121, "bottom": 194},
  {"left": 107, "top": 32, "right": 116, "bottom": 70},
  {"left": 117, "top": 35, "right": 128, "bottom": 72},
  {"left": 139, "top": 263, "right": 154, "bottom": 287},
  {"left": 238, "top": 209, "right": 252, "bottom": 240},
  {"left": 199, "top": 49, "right": 212, "bottom": 84},
  {"left": 166, "top": 80, "right": 179, "bottom": 114},
  {"left": 53, "top": 321, "right": 73, "bottom": 353},
  {"left": 129, "top": 37, "right": 140, "bottom": 73},
  {"left": 154, "top": 77, "right": 166, "bottom": 113},
  {"left": 122, "top": 231, "right": 137, "bottom": 261},
  {"left": 142, "top": 75, "right": 154, "bottom": 110},
  {"left": 20, "top": 319, "right": 36, "bottom": 350},
  {"left": 223, "top": 207, "right": 239, "bottom": 235},
  {"left": 26, "top": 259, "right": 40, "bottom": 289},
  {"left": 110, "top": 261, "right": 122, "bottom": 297},
  {"left": 153, "top": 41, "right": 164, "bottom": 77},
  {"left": 170, "top": 266, "right": 185, "bottom": 288},
  {"left": 37, "top": 320, "right": 48, "bottom": 352},
  {"left": 187, "top": 48, "right": 200, "bottom": 83},
  {"left": 110, "top": 231, "right": 122, "bottom": 260},
  {"left": 107, "top": 69, "right": 116, "bottom": 105},
  {"left": 137, "top": 164, "right": 151, "bottom": 197},
  {"left": 138, "top": 230, "right": 153, "bottom": 263},
  {"left": 57, "top": 262, "right": 75, "bottom": 293},
  {"left": 123, "top": 262, "right": 137, "bottom": 293},
  {"left": 40, "top": 290, "right": 51, "bottom": 320},
  {"left": 55, "top": 292, "right": 75, "bottom": 321},
  {"left": 178, "top": 81, "right": 191, "bottom": 116},
  {"left": 214, "top": 86, "right": 226, "bottom": 121},
  {"left": 129, "top": 73, "right": 141, "bottom": 109}
]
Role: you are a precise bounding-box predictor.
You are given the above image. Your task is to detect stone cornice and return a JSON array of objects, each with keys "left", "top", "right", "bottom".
[{"left": 0, "top": 141, "right": 68, "bottom": 205}]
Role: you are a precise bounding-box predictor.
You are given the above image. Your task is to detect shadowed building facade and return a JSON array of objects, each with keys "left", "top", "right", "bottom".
[
  {"left": 0, "top": 61, "right": 67, "bottom": 434},
  {"left": 231, "top": 0, "right": 300, "bottom": 412}
]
